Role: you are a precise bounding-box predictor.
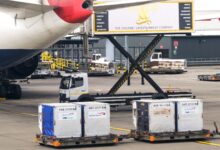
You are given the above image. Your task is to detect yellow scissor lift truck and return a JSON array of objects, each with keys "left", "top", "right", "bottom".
[
  {"left": 38, "top": 51, "right": 79, "bottom": 78},
  {"left": 59, "top": 35, "right": 193, "bottom": 107}
]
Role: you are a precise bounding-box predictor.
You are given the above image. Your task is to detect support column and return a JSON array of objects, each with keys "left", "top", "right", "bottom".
[{"left": 105, "top": 38, "right": 115, "bottom": 61}]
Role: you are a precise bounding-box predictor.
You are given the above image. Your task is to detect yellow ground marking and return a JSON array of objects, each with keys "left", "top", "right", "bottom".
[
  {"left": 111, "top": 127, "right": 130, "bottom": 132},
  {"left": 20, "top": 113, "right": 38, "bottom": 117},
  {"left": 0, "top": 97, "right": 6, "bottom": 101},
  {"left": 0, "top": 109, "right": 38, "bottom": 117},
  {"left": 197, "top": 141, "right": 220, "bottom": 147}
]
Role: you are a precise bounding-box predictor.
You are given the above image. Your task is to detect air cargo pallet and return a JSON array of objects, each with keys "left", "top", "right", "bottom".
[
  {"left": 130, "top": 129, "right": 213, "bottom": 142},
  {"left": 36, "top": 134, "right": 119, "bottom": 148},
  {"left": 198, "top": 74, "right": 220, "bottom": 81}
]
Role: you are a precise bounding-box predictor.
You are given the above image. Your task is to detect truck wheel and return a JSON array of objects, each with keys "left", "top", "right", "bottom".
[
  {"left": 78, "top": 95, "right": 93, "bottom": 102},
  {"left": 7, "top": 84, "right": 22, "bottom": 99},
  {"left": 59, "top": 99, "right": 66, "bottom": 103},
  {"left": 13, "top": 85, "right": 22, "bottom": 99}
]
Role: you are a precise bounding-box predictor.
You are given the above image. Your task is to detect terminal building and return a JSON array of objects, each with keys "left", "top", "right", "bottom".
[{"left": 47, "top": 35, "right": 220, "bottom": 66}]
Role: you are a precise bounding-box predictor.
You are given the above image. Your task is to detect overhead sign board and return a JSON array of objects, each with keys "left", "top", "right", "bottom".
[{"left": 92, "top": 1, "right": 194, "bottom": 35}]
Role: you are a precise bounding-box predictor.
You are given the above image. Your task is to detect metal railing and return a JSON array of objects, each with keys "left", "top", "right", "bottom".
[{"left": 187, "top": 58, "right": 220, "bottom": 66}]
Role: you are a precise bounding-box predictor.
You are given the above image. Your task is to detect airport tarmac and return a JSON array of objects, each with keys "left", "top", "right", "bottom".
[{"left": 0, "top": 66, "right": 220, "bottom": 150}]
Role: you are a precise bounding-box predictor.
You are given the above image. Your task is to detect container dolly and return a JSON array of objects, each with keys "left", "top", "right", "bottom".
[
  {"left": 35, "top": 134, "right": 120, "bottom": 148},
  {"left": 198, "top": 74, "right": 220, "bottom": 81}
]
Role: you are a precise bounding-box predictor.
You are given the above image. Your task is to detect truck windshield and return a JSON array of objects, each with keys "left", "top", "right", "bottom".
[
  {"left": 71, "top": 77, "right": 83, "bottom": 88},
  {"left": 60, "top": 77, "right": 71, "bottom": 89},
  {"left": 152, "top": 54, "right": 158, "bottom": 59}
]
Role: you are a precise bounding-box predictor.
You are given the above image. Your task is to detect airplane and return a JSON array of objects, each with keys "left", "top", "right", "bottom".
[
  {"left": 194, "top": 0, "right": 220, "bottom": 35},
  {"left": 0, "top": 0, "right": 166, "bottom": 99}
]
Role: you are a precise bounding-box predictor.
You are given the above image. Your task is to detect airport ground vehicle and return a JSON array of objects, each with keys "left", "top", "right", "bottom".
[
  {"left": 36, "top": 100, "right": 219, "bottom": 148},
  {"left": 88, "top": 54, "right": 115, "bottom": 76},
  {"left": 146, "top": 52, "right": 187, "bottom": 74},
  {"left": 198, "top": 74, "right": 220, "bottom": 81},
  {"left": 31, "top": 62, "right": 52, "bottom": 79},
  {"left": 59, "top": 72, "right": 193, "bottom": 106},
  {"left": 36, "top": 134, "right": 120, "bottom": 147},
  {"left": 59, "top": 35, "right": 194, "bottom": 106},
  {"left": 36, "top": 128, "right": 218, "bottom": 148},
  {"left": 116, "top": 52, "right": 187, "bottom": 74},
  {"left": 130, "top": 129, "right": 214, "bottom": 142}
]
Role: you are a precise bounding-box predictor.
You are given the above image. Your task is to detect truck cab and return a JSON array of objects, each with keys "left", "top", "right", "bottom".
[
  {"left": 150, "top": 52, "right": 163, "bottom": 61},
  {"left": 59, "top": 72, "right": 89, "bottom": 102},
  {"left": 92, "top": 53, "right": 102, "bottom": 61}
]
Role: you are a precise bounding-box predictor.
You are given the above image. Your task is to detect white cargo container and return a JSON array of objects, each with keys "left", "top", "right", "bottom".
[
  {"left": 133, "top": 99, "right": 175, "bottom": 133},
  {"left": 175, "top": 98, "right": 203, "bottom": 132},
  {"left": 77, "top": 102, "right": 110, "bottom": 137},
  {"left": 40, "top": 103, "right": 82, "bottom": 138}
]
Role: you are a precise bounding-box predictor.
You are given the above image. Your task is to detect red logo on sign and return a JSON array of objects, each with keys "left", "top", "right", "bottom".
[{"left": 173, "top": 41, "right": 179, "bottom": 47}]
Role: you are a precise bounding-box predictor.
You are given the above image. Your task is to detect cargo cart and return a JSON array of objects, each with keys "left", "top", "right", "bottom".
[
  {"left": 198, "top": 74, "right": 220, "bottom": 81},
  {"left": 130, "top": 129, "right": 213, "bottom": 142},
  {"left": 36, "top": 134, "right": 120, "bottom": 148}
]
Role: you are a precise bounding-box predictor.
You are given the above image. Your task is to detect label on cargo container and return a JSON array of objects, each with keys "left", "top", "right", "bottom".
[
  {"left": 58, "top": 112, "right": 77, "bottom": 120},
  {"left": 88, "top": 110, "right": 107, "bottom": 119},
  {"left": 153, "top": 108, "right": 171, "bottom": 116},
  {"left": 180, "top": 101, "right": 199, "bottom": 115},
  {"left": 151, "top": 103, "right": 172, "bottom": 116},
  {"left": 58, "top": 107, "right": 77, "bottom": 111},
  {"left": 88, "top": 106, "right": 107, "bottom": 110},
  {"left": 152, "top": 103, "right": 171, "bottom": 107}
]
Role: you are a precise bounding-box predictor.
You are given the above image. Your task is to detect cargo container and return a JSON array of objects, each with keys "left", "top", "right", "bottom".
[
  {"left": 40, "top": 103, "right": 82, "bottom": 138},
  {"left": 77, "top": 102, "right": 111, "bottom": 137},
  {"left": 174, "top": 98, "right": 203, "bottom": 132},
  {"left": 133, "top": 100, "right": 175, "bottom": 133},
  {"left": 37, "top": 102, "right": 116, "bottom": 148},
  {"left": 132, "top": 98, "right": 211, "bottom": 142}
]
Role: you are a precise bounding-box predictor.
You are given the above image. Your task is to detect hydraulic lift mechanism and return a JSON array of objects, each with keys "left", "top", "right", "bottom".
[
  {"left": 59, "top": 34, "right": 193, "bottom": 105},
  {"left": 105, "top": 35, "right": 166, "bottom": 97}
]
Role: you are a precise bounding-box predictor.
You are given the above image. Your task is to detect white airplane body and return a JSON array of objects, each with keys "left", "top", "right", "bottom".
[{"left": 0, "top": 10, "right": 79, "bottom": 49}]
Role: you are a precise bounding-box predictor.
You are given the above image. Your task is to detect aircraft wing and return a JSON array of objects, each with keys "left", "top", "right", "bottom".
[
  {"left": 0, "top": 0, "right": 54, "bottom": 19},
  {"left": 93, "top": 0, "right": 169, "bottom": 11}
]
